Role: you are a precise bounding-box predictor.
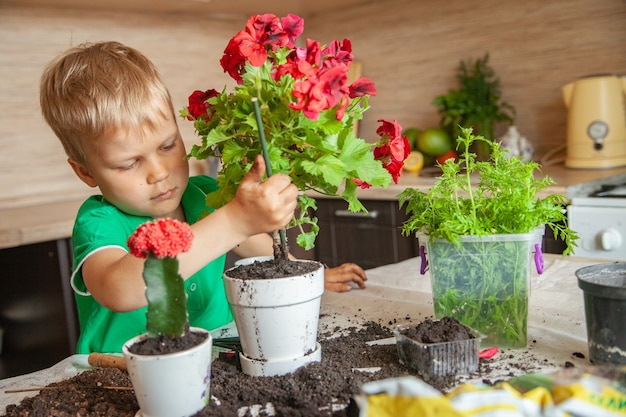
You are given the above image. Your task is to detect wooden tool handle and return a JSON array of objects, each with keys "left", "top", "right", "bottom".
[{"left": 88, "top": 353, "right": 127, "bottom": 371}]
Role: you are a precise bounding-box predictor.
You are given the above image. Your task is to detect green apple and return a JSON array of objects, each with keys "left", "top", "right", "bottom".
[{"left": 417, "top": 128, "right": 453, "bottom": 156}]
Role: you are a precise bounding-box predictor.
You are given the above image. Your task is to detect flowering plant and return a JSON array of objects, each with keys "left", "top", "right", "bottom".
[
  {"left": 127, "top": 218, "right": 194, "bottom": 338},
  {"left": 181, "top": 13, "right": 409, "bottom": 254}
]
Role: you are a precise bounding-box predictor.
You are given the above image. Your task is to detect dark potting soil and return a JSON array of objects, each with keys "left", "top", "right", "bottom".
[
  {"left": 401, "top": 316, "right": 474, "bottom": 344},
  {"left": 2, "top": 321, "right": 576, "bottom": 417},
  {"left": 227, "top": 259, "right": 320, "bottom": 280},
  {"left": 3, "top": 322, "right": 405, "bottom": 417},
  {"left": 127, "top": 325, "right": 208, "bottom": 355}
]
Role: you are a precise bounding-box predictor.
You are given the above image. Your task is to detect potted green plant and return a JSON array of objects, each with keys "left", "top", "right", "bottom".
[
  {"left": 433, "top": 53, "right": 515, "bottom": 160},
  {"left": 181, "top": 13, "right": 409, "bottom": 376},
  {"left": 398, "top": 127, "right": 578, "bottom": 348},
  {"left": 121, "top": 218, "right": 213, "bottom": 417}
]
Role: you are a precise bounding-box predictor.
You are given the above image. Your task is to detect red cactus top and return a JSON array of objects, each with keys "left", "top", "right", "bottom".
[{"left": 127, "top": 218, "right": 193, "bottom": 259}]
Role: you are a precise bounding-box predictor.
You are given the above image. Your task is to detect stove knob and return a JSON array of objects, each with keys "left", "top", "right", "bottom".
[{"left": 598, "top": 228, "right": 622, "bottom": 251}]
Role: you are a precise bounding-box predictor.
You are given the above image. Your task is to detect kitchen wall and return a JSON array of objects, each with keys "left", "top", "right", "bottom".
[
  {"left": 1, "top": 0, "right": 625, "bottom": 209},
  {"left": 0, "top": 7, "right": 241, "bottom": 209},
  {"left": 305, "top": 0, "right": 626, "bottom": 160}
]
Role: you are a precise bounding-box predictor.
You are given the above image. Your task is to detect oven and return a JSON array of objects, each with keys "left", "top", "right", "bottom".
[{"left": 568, "top": 180, "right": 626, "bottom": 260}]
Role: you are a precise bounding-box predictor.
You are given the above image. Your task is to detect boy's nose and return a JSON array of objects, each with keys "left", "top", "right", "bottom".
[{"left": 146, "top": 160, "right": 169, "bottom": 184}]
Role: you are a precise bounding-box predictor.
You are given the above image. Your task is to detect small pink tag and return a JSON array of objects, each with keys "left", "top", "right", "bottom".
[{"left": 479, "top": 346, "right": 499, "bottom": 359}]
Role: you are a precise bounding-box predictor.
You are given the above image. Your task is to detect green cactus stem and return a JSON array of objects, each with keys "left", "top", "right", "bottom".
[{"left": 143, "top": 253, "right": 188, "bottom": 338}]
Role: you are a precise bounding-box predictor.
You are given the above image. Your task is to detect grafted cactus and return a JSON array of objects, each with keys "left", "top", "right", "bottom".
[{"left": 127, "top": 218, "right": 194, "bottom": 339}]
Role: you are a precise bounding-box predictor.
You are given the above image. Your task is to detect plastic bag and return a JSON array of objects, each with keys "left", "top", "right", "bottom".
[{"left": 351, "top": 366, "right": 626, "bottom": 417}]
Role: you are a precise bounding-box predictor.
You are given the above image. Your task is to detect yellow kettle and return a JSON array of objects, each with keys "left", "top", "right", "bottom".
[{"left": 562, "top": 74, "right": 626, "bottom": 169}]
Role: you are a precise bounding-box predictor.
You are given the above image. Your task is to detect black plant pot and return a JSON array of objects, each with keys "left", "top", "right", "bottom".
[{"left": 576, "top": 263, "right": 626, "bottom": 365}]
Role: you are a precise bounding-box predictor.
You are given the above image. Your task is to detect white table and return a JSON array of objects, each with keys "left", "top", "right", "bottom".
[
  {"left": 0, "top": 254, "right": 608, "bottom": 413},
  {"left": 318, "top": 254, "right": 597, "bottom": 378}
]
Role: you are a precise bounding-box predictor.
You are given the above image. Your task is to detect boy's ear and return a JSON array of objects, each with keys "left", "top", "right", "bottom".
[{"left": 68, "top": 158, "right": 98, "bottom": 188}]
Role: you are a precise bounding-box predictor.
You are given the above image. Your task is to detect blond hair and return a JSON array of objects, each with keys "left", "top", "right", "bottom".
[{"left": 40, "top": 41, "right": 174, "bottom": 166}]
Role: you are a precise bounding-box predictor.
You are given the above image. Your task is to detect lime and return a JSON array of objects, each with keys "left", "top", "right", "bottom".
[
  {"left": 402, "top": 127, "right": 421, "bottom": 150},
  {"left": 403, "top": 150, "right": 424, "bottom": 173},
  {"left": 417, "top": 128, "right": 453, "bottom": 156}
]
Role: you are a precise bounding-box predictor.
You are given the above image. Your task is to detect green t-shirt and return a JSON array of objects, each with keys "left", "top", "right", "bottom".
[{"left": 70, "top": 175, "right": 233, "bottom": 354}]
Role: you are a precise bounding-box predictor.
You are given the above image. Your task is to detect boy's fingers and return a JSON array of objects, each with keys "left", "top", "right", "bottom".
[{"left": 244, "top": 155, "right": 265, "bottom": 184}]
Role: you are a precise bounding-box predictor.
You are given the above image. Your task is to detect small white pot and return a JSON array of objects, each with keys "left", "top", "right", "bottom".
[
  {"left": 122, "top": 327, "right": 212, "bottom": 417},
  {"left": 223, "top": 260, "right": 324, "bottom": 377}
]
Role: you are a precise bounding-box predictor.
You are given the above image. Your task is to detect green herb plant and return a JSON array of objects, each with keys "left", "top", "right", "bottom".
[
  {"left": 398, "top": 127, "right": 578, "bottom": 348},
  {"left": 433, "top": 54, "right": 515, "bottom": 160}
]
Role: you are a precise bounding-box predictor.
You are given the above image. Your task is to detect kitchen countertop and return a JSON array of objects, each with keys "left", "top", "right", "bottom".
[
  {"left": 2, "top": 163, "right": 626, "bottom": 249},
  {"left": 0, "top": 253, "right": 609, "bottom": 413}
]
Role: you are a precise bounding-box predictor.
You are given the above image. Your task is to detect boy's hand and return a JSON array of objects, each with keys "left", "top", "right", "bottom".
[
  {"left": 324, "top": 263, "right": 368, "bottom": 292},
  {"left": 230, "top": 155, "right": 298, "bottom": 236}
]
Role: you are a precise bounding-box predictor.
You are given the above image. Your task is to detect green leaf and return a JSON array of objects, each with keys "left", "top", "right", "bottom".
[
  {"left": 342, "top": 180, "right": 368, "bottom": 213},
  {"left": 301, "top": 155, "right": 346, "bottom": 187},
  {"left": 296, "top": 230, "right": 317, "bottom": 251},
  {"left": 143, "top": 253, "right": 188, "bottom": 338}
]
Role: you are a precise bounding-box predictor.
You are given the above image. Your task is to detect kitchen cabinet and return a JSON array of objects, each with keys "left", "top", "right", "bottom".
[
  {"left": 225, "top": 199, "right": 418, "bottom": 270},
  {"left": 314, "top": 199, "right": 419, "bottom": 269},
  {"left": 542, "top": 221, "right": 568, "bottom": 255},
  {"left": 0, "top": 239, "right": 78, "bottom": 379}
]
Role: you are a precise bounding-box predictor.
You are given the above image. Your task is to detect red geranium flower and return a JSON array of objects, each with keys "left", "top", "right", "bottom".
[
  {"left": 182, "top": 13, "right": 404, "bottom": 251},
  {"left": 219, "top": 13, "right": 304, "bottom": 85},
  {"left": 374, "top": 119, "right": 410, "bottom": 183},
  {"left": 186, "top": 89, "right": 219, "bottom": 121},
  {"left": 127, "top": 218, "right": 194, "bottom": 259},
  {"left": 353, "top": 178, "right": 372, "bottom": 189}
]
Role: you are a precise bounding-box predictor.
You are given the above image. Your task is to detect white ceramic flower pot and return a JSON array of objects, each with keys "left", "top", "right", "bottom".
[
  {"left": 122, "top": 327, "right": 212, "bottom": 417},
  {"left": 223, "top": 260, "right": 324, "bottom": 377}
]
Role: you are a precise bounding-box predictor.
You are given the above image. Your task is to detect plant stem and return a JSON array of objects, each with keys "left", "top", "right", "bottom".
[
  {"left": 252, "top": 97, "right": 287, "bottom": 253},
  {"left": 272, "top": 229, "right": 290, "bottom": 263},
  {"left": 462, "top": 131, "right": 477, "bottom": 225}
]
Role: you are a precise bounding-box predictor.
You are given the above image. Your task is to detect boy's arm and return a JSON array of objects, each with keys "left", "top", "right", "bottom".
[{"left": 82, "top": 156, "right": 298, "bottom": 312}]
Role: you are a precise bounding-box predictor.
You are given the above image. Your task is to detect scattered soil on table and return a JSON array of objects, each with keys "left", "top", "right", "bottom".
[
  {"left": 2, "top": 321, "right": 578, "bottom": 417},
  {"left": 4, "top": 368, "right": 137, "bottom": 417}
]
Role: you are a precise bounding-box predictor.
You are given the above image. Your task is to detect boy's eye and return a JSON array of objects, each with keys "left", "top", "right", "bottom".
[
  {"left": 118, "top": 161, "right": 137, "bottom": 170},
  {"left": 161, "top": 141, "right": 176, "bottom": 151}
]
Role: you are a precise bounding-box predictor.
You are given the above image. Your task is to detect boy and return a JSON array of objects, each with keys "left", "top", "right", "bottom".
[{"left": 40, "top": 41, "right": 367, "bottom": 354}]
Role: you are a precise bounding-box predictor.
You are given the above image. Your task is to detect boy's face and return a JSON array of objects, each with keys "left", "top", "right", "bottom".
[{"left": 71, "top": 109, "right": 190, "bottom": 220}]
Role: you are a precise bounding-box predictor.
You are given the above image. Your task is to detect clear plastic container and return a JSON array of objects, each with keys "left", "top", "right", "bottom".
[
  {"left": 421, "top": 231, "right": 535, "bottom": 348},
  {"left": 394, "top": 323, "right": 484, "bottom": 380}
]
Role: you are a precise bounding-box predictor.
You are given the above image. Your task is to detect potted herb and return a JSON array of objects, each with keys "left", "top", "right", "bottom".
[
  {"left": 181, "top": 13, "right": 408, "bottom": 376},
  {"left": 121, "top": 218, "right": 213, "bottom": 417},
  {"left": 398, "top": 127, "right": 577, "bottom": 348},
  {"left": 433, "top": 53, "right": 515, "bottom": 160}
]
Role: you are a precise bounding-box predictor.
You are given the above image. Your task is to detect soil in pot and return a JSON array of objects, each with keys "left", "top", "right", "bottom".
[
  {"left": 227, "top": 258, "right": 319, "bottom": 280},
  {"left": 127, "top": 324, "right": 208, "bottom": 355},
  {"left": 395, "top": 316, "right": 481, "bottom": 383},
  {"left": 400, "top": 316, "right": 474, "bottom": 343}
]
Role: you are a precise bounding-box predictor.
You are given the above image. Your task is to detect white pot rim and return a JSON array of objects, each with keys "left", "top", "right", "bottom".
[{"left": 122, "top": 327, "right": 212, "bottom": 360}]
